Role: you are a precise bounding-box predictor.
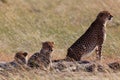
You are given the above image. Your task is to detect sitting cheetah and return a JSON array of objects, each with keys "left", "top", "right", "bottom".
[
  {"left": 0, "top": 51, "right": 28, "bottom": 70},
  {"left": 27, "top": 41, "right": 54, "bottom": 70},
  {"left": 66, "top": 11, "right": 113, "bottom": 61}
]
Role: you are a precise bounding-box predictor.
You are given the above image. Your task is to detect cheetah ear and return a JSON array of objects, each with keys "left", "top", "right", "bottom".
[
  {"left": 23, "top": 52, "right": 28, "bottom": 57},
  {"left": 99, "top": 13, "right": 104, "bottom": 17},
  {"left": 51, "top": 42, "right": 54, "bottom": 45}
]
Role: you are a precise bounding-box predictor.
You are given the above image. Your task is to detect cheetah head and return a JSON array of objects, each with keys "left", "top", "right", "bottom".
[
  {"left": 14, "top": 51, "right": 28, "bottom": 65},
  {"left": 97, "top": 11, "right": 113, "bottom": 23},
  {"left": 42, "top": 41, "right": 54, "bottom": 54}
]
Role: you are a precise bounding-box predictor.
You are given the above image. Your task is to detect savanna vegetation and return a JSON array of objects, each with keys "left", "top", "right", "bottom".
[{"left": 0, "top": 0, "right": 120, "bottom": 80}]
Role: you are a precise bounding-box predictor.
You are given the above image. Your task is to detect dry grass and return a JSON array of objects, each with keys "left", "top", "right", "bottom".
[
  {"left": 0, "top": 69, "right": 120, "bottom": 80},
  {"left": 0, "top": 0, "right": 120, "bottom": 80}
]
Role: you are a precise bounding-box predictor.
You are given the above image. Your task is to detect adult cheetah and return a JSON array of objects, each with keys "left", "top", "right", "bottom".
[
  {"left": 0, "top": 51, "right": 28, "bottom": 70},
  {"left": 66, "top": 11, "right": 113, "bottom": 61},
  {"left": 27, "top": 41, "right": 54, "bottom": 70}
]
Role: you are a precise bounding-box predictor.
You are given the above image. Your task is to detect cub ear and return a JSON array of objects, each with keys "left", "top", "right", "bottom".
[
  {"left": 23, "top": 52, "right": 28, "bottom": 57},
  {"left": 51, "top": 42, "right": 54, "bottom": 45}
]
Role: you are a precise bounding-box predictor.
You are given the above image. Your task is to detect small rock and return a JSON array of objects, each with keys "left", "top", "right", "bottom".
[{"left": 108, "top": 62, "right": 120, "bottom": 70}]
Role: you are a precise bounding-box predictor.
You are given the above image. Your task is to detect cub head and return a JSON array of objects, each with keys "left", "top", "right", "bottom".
[
  {"left": 42, "top": 41, "right": 54, "bottom": 54},
  {"left": 97, "top": 11, "right": 113, "bottom": 22},
  {"left": 14, "top": 51, "right": 28, "bottom": 65}
]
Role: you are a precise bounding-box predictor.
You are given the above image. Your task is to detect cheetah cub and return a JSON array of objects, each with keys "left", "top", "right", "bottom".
[
  {"left": 66, "top": 11, "right": 113, "bottom": 61},
  {"left": 28, "top": 41, "right": 54, "bottom": 70},
  {"left": 0, "top": 51, "right": 28, "bottom": 70}
]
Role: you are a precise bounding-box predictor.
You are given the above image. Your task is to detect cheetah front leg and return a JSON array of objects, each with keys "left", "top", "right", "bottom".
[{"left": 95, "top": 45, "right": 102, "bottom": 60}]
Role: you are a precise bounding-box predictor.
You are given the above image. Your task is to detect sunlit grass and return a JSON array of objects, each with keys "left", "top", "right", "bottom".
[{"left": 0, "top": 0, "right": 120, "bottom": 55}]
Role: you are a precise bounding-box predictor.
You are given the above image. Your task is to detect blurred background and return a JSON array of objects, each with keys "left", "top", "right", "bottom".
[{"left": 0, "top": 0, "right": 120, "bottom": 61}]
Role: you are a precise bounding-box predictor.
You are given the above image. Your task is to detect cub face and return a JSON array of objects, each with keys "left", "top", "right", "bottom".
[
  {"left": 14, "top": 51, "right": 28, "bottom": 65},
  {"left": 42, "top": 41, "right": 54, "bottom": 54},
  {"left": 97, "top": 11, "right": 113, "bottom": 22}
]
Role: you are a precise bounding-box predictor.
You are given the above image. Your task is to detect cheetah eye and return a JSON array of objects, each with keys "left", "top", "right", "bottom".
[
  {"left": 49, "top": 46, "right": 52, "bottom": 48},
  {"left": 23, "top": 52, "right": 28, "bottom": 57},
  {"left": 109, "top": 15, "right": 112, "bottom": 17}
]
